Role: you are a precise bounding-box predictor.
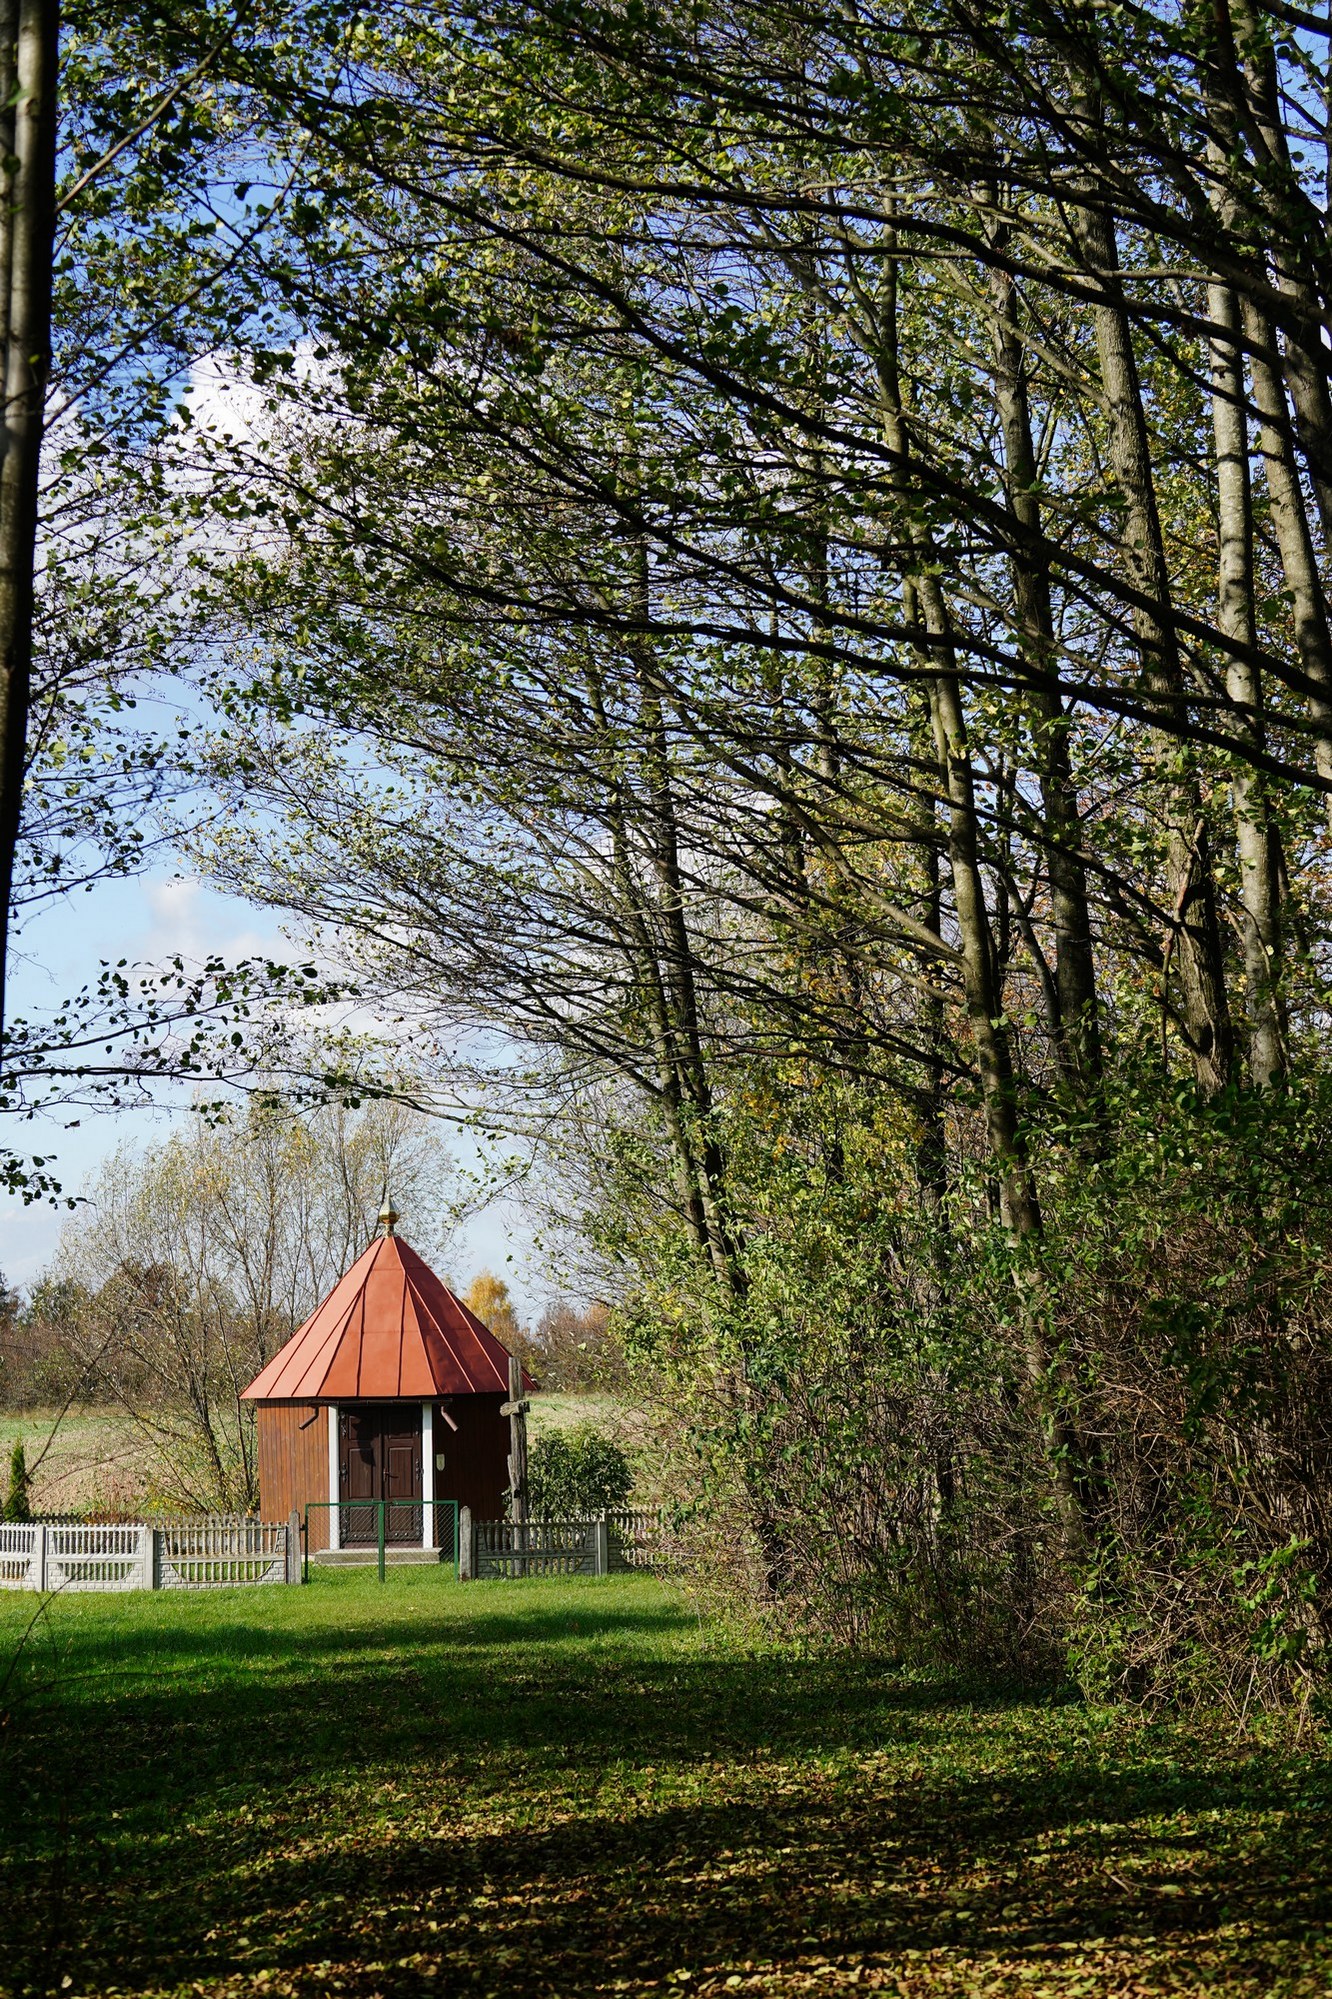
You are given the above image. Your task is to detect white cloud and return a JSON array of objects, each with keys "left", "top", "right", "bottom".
[
  {"left": 185, "top": 354, "right": 272, "bottom": 446},
  {"left": 140, "top": 874, "right": 292, "bottom": 966}
]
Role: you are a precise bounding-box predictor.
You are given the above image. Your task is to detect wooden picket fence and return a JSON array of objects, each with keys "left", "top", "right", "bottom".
[
  {"left": 0, "top": 1516, "right": 298, "bottom": 1592},
  {"left": 462, "top": 1508, "right": 666, "bottom": 1580},
  {"left": 469, "top": 1516, "right": 601, "bottom": 1579}
]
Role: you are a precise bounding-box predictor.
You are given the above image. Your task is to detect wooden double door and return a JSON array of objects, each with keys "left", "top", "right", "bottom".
[{"left": 338, "top": 1406, "right": 423, "bottom": 1544}]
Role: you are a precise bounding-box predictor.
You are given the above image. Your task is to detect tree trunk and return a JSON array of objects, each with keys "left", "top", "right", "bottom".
[
  {"left": 1069, "top": 180, "right": 1234, "bottom": 1090},
  {"left": 876, "top": 234, "right": 1095, "bottom": 1552},
  {"left": 918, "top": 579, "right": 1091, "bottom": 1551},
  {"left": 907, "top": 668, "right": 949, "bottom": 1220},
  {"left": 1223, "top": 0, "right": 1332, "bottom": 539},
  {"left": 588, "top": 661, "right": 721, "bottom": 1273},
  {"left": 0, "top": 0, "right": 58, "bottom": 1054},
  {"left": 1239, "top": 293, "right": 1332, "bottom": 819},
  {"left": 629, "top": 544, "right": 742, "bottom": 1294},
  {"left": 985, "top": 228, "right": 1102, "bottom": 1091},
  {"left": 1208, "top": 279, "right": 1285, "bottom": 1086}
]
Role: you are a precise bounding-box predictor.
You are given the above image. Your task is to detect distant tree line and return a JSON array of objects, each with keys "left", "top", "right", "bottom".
[{"left": 467, "top": 1275, "right": 627, "bottom": 1397}]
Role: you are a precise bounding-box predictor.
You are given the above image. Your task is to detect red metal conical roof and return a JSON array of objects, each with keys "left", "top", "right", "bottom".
[{"left": 241, "top": 1232, "right": 530, "bottom": 1401}]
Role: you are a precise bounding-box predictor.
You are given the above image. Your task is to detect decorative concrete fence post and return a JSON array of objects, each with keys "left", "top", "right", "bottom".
[
  {"left": 34, "top": 1522, "right": 47, "bottom": 1592},
  {"left": 143, "top": 1526, "right": 159, "bottom": 1590},
  {"left": 458, "top": 1506, "right": 473, "bottom": 1581},
  {"left": 594, "top": 1516, "right": 610, "bottom": 1577},
  {"left": 287, "top": 1510, "right": 302, "bottom": 1584}
]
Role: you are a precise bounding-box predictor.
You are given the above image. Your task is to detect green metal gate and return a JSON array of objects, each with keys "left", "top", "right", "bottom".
[{"left": 301, "top": 1498, "right": 460, "bottom": 1582}]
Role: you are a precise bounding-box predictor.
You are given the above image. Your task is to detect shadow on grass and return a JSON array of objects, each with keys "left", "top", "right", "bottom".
[{"left": 1, "top": 1577, "right": 1329, "bottom": 1996}]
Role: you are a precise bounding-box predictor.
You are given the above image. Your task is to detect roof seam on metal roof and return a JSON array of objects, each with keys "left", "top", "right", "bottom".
[{"left": 241, "top": 1232, "right": 528, "bottom": 1402}]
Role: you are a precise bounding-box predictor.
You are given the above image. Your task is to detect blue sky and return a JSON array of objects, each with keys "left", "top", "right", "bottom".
[{"left": 2, "top": 863, "right": 536, "bottom": 1308}]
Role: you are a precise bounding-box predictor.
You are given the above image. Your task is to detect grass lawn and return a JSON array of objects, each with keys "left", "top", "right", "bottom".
[{"left": 1, "top": 1572, "right": 1329, "bottom": 1998}]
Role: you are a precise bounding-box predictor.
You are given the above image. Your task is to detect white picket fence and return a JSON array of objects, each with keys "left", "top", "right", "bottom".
[{"left": 0, "top": 1517, "right": 298, "bottom": 1592}]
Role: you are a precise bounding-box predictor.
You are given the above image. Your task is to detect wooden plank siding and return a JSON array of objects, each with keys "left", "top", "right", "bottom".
[
  {"left": 258, "top": 1396, "right": 510, "bottom": 1545},
  {"left": 256, "top": 1404, "right": 331, "bottom": 1551},
  {"left": 435, "top": 1394, "right": 508, "bottom": 1520}
]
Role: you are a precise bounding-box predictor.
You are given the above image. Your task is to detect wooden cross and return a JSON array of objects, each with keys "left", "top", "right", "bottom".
[
  {"left": 506, "top": 1354, "right": 528, "bottom": 1521},
  {"left": 506, "top": 1351, "right": 529, "bottom": 1578}
]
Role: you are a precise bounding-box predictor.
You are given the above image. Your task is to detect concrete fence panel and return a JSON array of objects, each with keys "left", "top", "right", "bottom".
[{"left": 0, "top": 1518, "right": 298, "bottom": 1592}]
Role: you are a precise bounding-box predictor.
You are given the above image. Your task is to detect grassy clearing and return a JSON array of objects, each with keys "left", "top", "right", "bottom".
[{"left": 0, "top": 1572, "right": 1329, "bottom": 1998}]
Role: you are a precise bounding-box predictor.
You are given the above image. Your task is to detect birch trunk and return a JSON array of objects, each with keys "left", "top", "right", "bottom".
[{"left": 1208, "top": 280, "right": 1286, "bottom": 1086}]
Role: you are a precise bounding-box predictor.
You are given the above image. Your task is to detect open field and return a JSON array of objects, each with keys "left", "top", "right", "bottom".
[
  {"left": 521, "top": 1390, "right": 625, "bottom": 1436},
  {"left": 0, "top": 1407, "right": 157, "bottom": 1516},
  {"left": 0, "top": 1393, "right": 620, "bottom": 1516},
  {"left": 1, "top": 1573, "right": 1330, "bottom": 1998}
]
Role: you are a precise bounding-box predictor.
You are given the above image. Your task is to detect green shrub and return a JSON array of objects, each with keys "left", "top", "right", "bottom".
[
  {"left": 525, "top": 1424, "right": 633, "bottom": 1518},
  {"left": 3, "top": 1440, "right": 32, "bottom": 1523}
]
